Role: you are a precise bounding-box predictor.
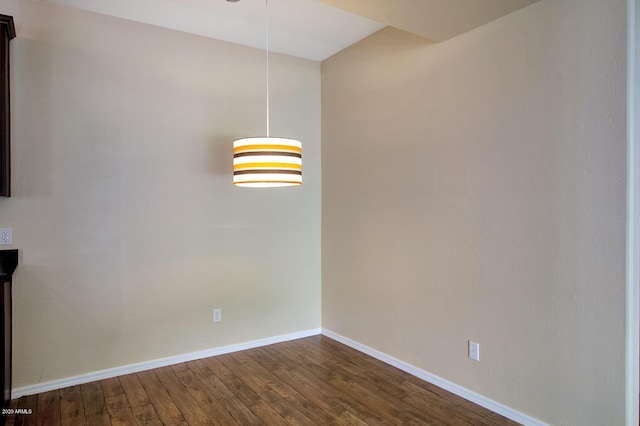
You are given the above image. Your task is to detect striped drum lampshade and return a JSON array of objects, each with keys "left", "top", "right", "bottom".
[{"left": 233, "top": 137, "right": 302, "bottom": 187}]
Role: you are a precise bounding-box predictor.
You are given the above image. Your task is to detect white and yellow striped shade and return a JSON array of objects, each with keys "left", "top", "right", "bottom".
[{"left": 233, "top": 137, "right": 302, "bottom": 188}]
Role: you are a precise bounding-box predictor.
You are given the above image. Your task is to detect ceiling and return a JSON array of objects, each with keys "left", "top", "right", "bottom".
[
  {"left": 40, "top": 0, "right": 540, "bottom": 61},
  {"left": 317, "top": 0, "right": 541, "bottom": 43}
]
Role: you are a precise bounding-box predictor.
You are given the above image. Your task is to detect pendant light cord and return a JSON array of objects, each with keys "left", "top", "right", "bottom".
[{"left": 266, "top": 0, "right": 270, "bottom": 138}]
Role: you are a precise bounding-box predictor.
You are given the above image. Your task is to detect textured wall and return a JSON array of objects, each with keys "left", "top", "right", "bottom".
[
  {"left": 0, "top": 1, "right": 321, "bottom": 388},
  {"left": 322, "top": 0, "right": 626, "bottom": 424}
]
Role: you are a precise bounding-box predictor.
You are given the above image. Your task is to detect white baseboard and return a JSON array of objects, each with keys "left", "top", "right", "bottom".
[
  {"left": 12, "top": 328, "right": 322, "bottom": 399},
  {"left": 13, "top": 326, "right": 547, "bottom": 425},
  {"left": 321, "top": 328, "right": 548, "bottom": 426}
]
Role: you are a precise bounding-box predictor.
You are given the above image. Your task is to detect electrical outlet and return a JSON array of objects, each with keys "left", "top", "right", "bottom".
[
  {"left": 0, "top": 228, "right": 12, "bottom": 246},
  {"left": 469, "top": 341, "right": 480, "bottom": 361},
  {"left": 213, "top": 308, "right": 222, "bottom": 323}
]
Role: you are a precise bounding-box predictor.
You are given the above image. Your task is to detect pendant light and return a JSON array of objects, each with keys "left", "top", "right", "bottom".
[{"left": 232, "top": 0, "right": 302, "bottom": 187}]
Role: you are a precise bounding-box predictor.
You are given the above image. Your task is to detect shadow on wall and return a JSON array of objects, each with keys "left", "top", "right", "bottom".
[
  {"left": 11, "top": 38, "right": 54, "bottom": 198},
  {"left": 208, "top": 134, "right": 236, "bottom": 177}
]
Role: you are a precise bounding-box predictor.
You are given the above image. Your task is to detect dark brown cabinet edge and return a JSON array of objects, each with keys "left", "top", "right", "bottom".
[
  {"left": 0, "top": 249, "right": 17, "bottom": 426},
  {"left": 0, "top": 15, "right": 15, "bottom": 198}
]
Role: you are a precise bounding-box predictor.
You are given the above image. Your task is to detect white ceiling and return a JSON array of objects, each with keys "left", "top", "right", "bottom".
[
  {"left": 40, "top": 0, "right": 540, "bottom": 62},
  {"left": 42, "top": 0, "right": 385, "bottom": 61},
  {"left": 317, "top": 0, "right": 541, "bottom": 42}
]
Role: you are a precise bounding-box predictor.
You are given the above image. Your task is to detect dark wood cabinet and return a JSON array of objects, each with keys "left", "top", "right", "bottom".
[
  {"left": 0, "top": 15, "right": 15, "bottom": 197},
  {"left": 0, "top": 249, "right": 17, "bottom": 414}
]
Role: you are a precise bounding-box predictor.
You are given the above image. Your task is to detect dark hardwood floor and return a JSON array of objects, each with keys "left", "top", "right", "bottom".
[{"left": 5, "top": 335, "right": 521, "bottom": 425}]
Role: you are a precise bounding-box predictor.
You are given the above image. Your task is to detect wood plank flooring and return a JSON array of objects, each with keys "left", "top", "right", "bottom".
[{"left": 5, "top": 335, "right": 521, "bottom": 425}]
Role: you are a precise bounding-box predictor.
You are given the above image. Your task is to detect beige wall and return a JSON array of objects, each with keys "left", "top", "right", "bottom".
[
  {"left": 0, "top": 0, "right": 629, "bottom": 422},
  {"left": 322, "top": 0, "right": 626, "bottom": 424},
  {"left": 0, "top": 1, "right": 321, "bottom": 388}
]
